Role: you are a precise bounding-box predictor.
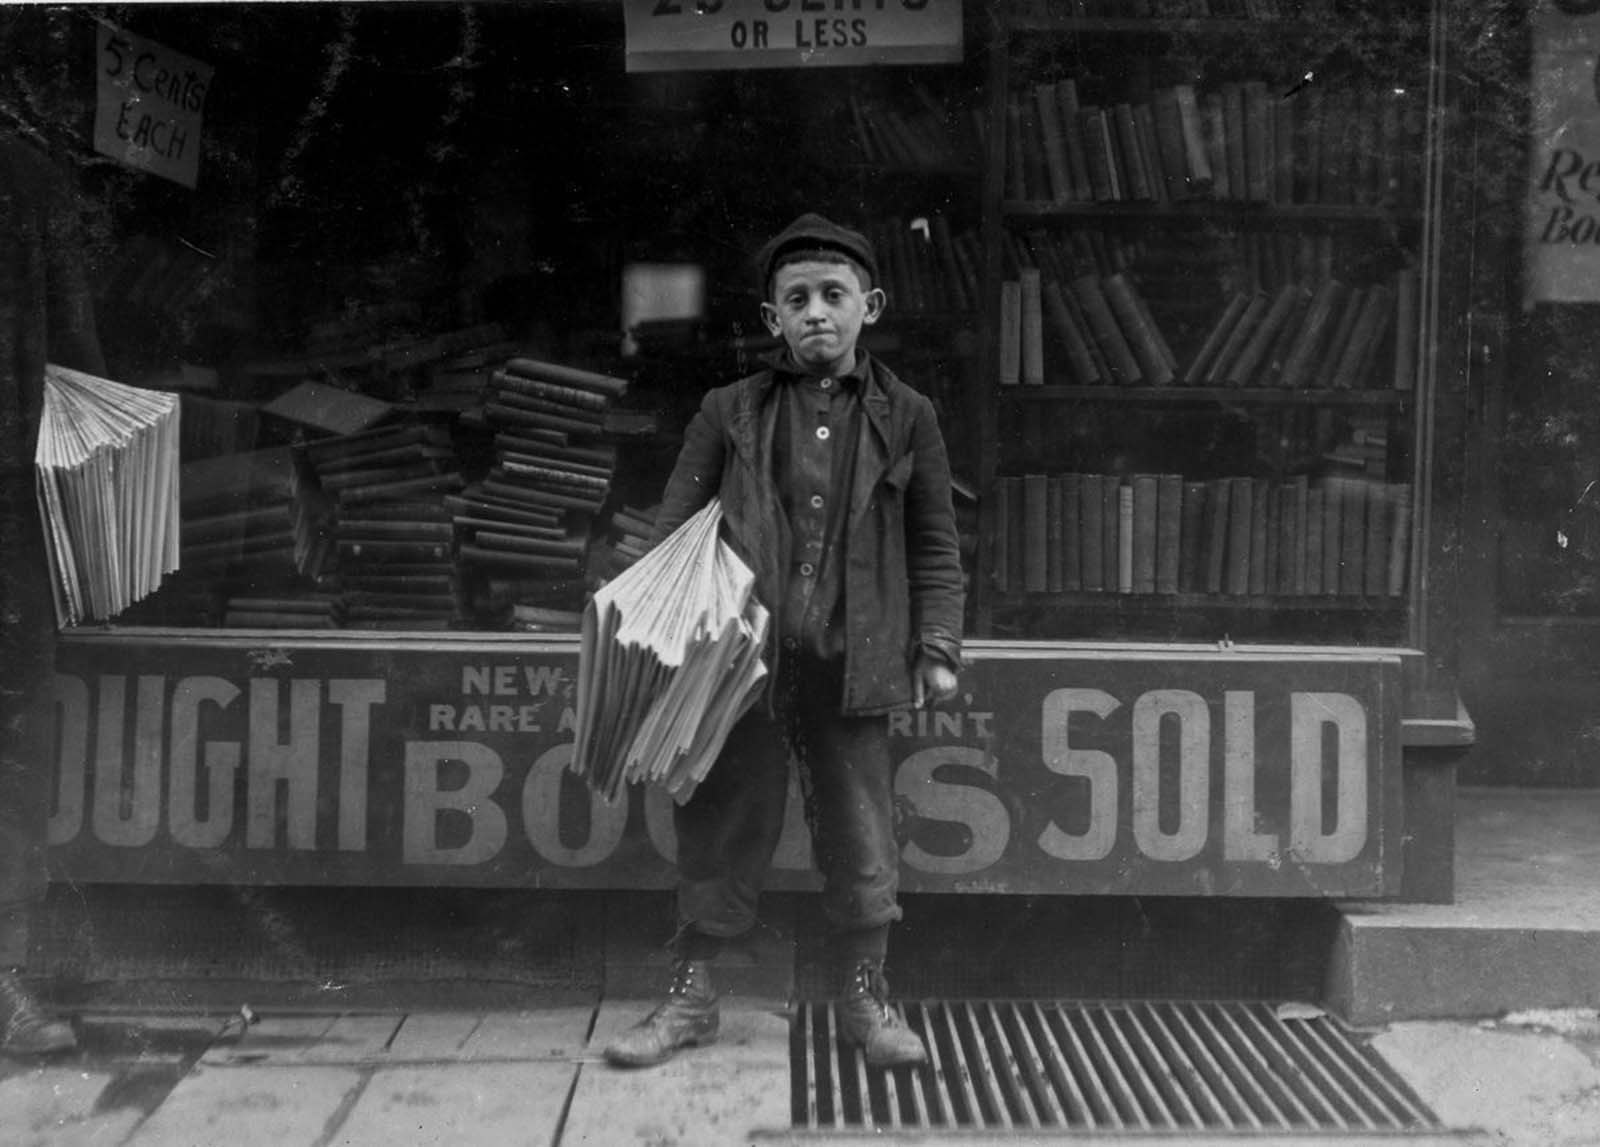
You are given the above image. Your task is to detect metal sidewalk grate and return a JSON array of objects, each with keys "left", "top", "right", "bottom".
[{"left": 791, "top": 1000, "right": 1446, "bottom": 1136}]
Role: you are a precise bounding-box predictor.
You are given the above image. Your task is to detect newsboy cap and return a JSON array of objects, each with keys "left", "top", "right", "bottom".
[{"left": 758, "top": 212, "right": 879, "bottom": 291}]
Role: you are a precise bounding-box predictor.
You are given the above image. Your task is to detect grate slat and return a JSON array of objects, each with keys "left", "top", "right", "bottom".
[
  {"left": 1211, "top": 1001, "right": 1321, "bottom": 1127},
  {"left": 1024, "top": 1001, "right": 1097, "bottom": 1129},
  {"left": 791, "top": 999, "right": 1446, "bottom": 1137},
  {"left": 1004, "top": 1001, "right": 1070, "bottom": 1127},
  {"left": 1074, "top": 1006, "right": 1154, "bottom": 1129},
  {"left": 958, "top": 1002, "right": 1015, "bottom": 1128}
]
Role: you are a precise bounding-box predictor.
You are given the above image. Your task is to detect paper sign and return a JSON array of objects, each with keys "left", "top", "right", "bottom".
[
  {"left": 624, "top": 0, "right": 963, "bottom": 73},
  {"left": 1528, "top": 1, "right": 1600, "bottom": 304},
  {"left": 93, "top": 24, "right": 212, "bottom": 189}
]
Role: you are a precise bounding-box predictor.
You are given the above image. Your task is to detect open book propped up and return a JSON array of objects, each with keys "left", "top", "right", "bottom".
[
  {"left": 569, "top": 498, "right": 770, "bottom": 805},
  {"left": 34, "top": 364, "right": 182, "bottom": 626}
]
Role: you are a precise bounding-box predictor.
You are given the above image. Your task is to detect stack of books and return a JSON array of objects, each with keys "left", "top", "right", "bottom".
[
  {"left": 457, "top": 357, "right": 629, "bottom": 616},
  {"left": 221, "top": 593, "right": 345, "bottom": 629},
  {"left": 179, "top": 447, "right": 313, "bottom": 585},
  {"left": 302, "top": 423, "right": 466, "bottom": 629},
  {"left": 34, "top": 365, "right": 182, "bottom": 626},
  {"left": 596, "top": 504, "right": 660, "bottom": 579},
  {"left": 848, "top": 83, "right": 981, "bottom": 170},
  {"left": 993, "top": 471, "right": 1410, "bottom": 600}
]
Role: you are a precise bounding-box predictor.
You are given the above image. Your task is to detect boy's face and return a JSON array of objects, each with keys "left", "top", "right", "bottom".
[{"left": 761, "top": 257, "right": 884, "bottom": 377}]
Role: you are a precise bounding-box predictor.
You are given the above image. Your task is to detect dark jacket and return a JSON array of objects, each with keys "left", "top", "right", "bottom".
[{"left": 655, "top": 354, "right": 964, "bottom": 715}]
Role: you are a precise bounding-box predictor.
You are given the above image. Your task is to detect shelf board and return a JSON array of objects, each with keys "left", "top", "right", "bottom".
[
  {"left": 1009, "top": 11, "right": 1317, "bottom": 37},
  {"left": 1003, "top": 200, "right": 1421, "bottom": 225},
  {"left": 992, "top": 592, "right": 1403, "bottom": 614},
  {"left": 998, "top": 384, "right": 1411, "bottom": 407}
]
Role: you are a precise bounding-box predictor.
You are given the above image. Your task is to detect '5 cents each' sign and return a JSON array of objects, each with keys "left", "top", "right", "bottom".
[
  {"left": 624, "top": 0, "right": 963, "bottom": 73},
  {"left": 92, "top": 24, "right": 213, "bottom": 188}
]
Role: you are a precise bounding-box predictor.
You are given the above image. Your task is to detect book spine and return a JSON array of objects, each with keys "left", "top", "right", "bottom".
[
  {"left": 1046, "top": 475, "right": 1064, "bottom": 592},
  {"left": 1156, "top": 473, "right": 1183, "bottom": 594},
  {"left": 1151, "top": 87, "right": 1190, "bottom": 201},
  {"left": 1024, "top": 472, "right": 1050, "bottom": 592},
  {"left": 1204, "top": 477, "right": 1231, "bottom": 595},
  {"left": 1336, "top": 477, "right": 1367, "bottom": 595},
  {"left": 1248, "top": 478, "right": 1270, "bottom": 596},
  {"left": 1118, "top": 482, "right": 1136, "bottom": 594},
  {"left": 1174, "top": 83, "right": 1213, "bottom": 190},
  {"left": 1063, "top": 472, "right": 1083, "bottom": 591},
  {"left": 1102, "top": 274, "right": 1175, "bottom": 386},
  {"left": 1069, "top": 275, "right": 1144, "bottom": 385},
  {"left": 1310, "top": 287, "right": 1368, "bottom": 391},
  {"left": 1035, "top": 83, "right": 1073, "bottom": 203},
  {"left": 1178, "top": 480, "right": 1206, "bottom": 593},
  {"left": 1056, "top": 79, "right": 1092, "bottom": 202},
  {"left": 999, "top": 279, "right": 1023, "bottom": 387},
  {"left": 1020, "top": 269, "right": 1046, "bottom": 386},
  {"left": 1205, "top": 291, "right": 1271, "bottom": 386},
  {"left": 1184, "top": 291, "right": 1250, "bottom": 382},
  {"left": 1043, "top": 279, "right": 1103, "bottom": 385},
  {"left": 1278, "top": 279, "right": 1347, "bottom": 389},
  {"left": 502, "top": 357, "right": 629, "bottom": 398},
  {"left": 1080, "top": 474, "right": 1105, "bottom": 592},
  {"left": 1114, "top": 103, "right": 1153, "bottom": 202},
  {"left": 1226, "top": 477, "right": 1253, "bottom": 596},
  {"left": 1102, "top": 475, "right": 1121, "bottom": 591},
  {"left": 1387, "top": 482, "right": 1412, "bottom": 596}
]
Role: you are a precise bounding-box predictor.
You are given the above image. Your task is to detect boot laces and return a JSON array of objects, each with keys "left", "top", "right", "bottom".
[{"left": 847, "top": 963, "right": 896, "bottom": 1023}]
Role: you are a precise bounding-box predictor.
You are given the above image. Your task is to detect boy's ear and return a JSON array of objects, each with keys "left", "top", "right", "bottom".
[
  {"left": 862, "top": 287, "right": 886, "bottom": 325},
  {"left": 759, "top": 301, "right": 781, "bottom": 336}
]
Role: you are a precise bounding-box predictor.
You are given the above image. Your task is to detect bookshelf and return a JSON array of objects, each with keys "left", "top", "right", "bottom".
[{"left": 973, "top": 0, "right": 1441, "bottom": 645}]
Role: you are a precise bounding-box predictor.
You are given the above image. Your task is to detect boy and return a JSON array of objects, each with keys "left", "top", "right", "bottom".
[{"left": 604, "top": 213, "right": 964, "bottom": 1069}]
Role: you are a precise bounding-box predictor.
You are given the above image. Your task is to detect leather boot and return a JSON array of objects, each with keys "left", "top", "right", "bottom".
[
  {"left": 0, "top": 969, "right": 75, "bottom": 1056},
  {"left": 603, "top": 958, "right": 719, "bottom": 1068},
  {"left": 836, "top": 961, "right": 926, "bottom": 1068}
]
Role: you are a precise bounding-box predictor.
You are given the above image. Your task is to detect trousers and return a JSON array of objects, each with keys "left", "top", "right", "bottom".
[
  {"left": 674, "top": 653, "right": 902, "bottom": 942},
  {"left": 0, "top": 470, "right": 55, "bottom": 968}
]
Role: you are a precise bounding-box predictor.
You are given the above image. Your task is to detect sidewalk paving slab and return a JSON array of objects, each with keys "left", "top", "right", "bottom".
[
  {"left": 1371, "top": 1019, "right": 1600, "bottom": 1147},
  {"left": 0, "top": 1066, "right": 145, "bottom": 1147},
  {"left": 332, "top": 1062, "right": 575, "bottom": 1146},
  {"left": 124, "top": 1064, "right": 364, "bottom": 1147},
  {"left": 563, "top": 997, "right": 792, "bottom": 1146}
]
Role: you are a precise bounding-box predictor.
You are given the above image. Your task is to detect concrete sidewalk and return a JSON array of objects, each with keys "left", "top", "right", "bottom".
[{"left": 5, "top": 999, "right": 1600, "bottom": 1145}]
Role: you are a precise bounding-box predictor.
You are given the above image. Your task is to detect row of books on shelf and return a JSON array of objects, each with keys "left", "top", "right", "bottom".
[
  {"left": 1008, "top": 77, "right": 1422, "bottom": 209},
  {"left": 1001, "top": 263, "right": 1417, "bottom": 390},
  {"left": 848, "top": 88, "right": 983, "bottom": 171},
  {"left": 864, "top": 217, "right": 984, "bottom": 316},
  {"left": 992, "top": 471, "right": 1411, "bottom": 600}
]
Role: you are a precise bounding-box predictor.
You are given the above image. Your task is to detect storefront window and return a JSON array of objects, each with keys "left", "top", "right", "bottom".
[{"left": 7, "top": 1, "right": 1438, "bottom": 646}]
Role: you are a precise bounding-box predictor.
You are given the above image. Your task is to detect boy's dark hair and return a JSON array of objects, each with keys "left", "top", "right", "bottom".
[{"left": 759, "top": 212, "right": 878, "bottom": 297}]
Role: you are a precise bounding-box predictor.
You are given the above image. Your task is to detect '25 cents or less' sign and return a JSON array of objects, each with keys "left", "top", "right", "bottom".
[
  {"left": 624, "top": 0, "right": 963, "bottom": 73},
  {"left": 93, "top": 24, "right": 213, "bottom": 188}
]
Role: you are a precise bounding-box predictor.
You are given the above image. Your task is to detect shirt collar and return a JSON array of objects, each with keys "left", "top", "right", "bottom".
[{"left": 769, "top": 346, "right": 873, "bottom": 389}]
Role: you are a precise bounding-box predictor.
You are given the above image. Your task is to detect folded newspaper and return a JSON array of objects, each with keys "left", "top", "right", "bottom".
[
  {"left": 34, "top": 364, "right": 182, "bottom": 626},
  {"left": 570, "top": 498, "right": 769, "bottom": 804}
]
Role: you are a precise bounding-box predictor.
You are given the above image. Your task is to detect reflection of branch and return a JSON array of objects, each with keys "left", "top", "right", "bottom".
[{"left": 269, "top": 5, "right": 360, "bottom": 210}]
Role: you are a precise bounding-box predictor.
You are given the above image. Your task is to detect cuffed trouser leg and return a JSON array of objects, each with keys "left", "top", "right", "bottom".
[
  {"left": 673, "top": 703, "right": 792, "bottom": 939},
  {"left": 791, "top": 662, "right": 903, "bottom": 936}
]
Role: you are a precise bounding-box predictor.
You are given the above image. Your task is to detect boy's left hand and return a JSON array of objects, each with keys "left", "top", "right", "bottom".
[{"left": 912, "top": 657, "right": 960, "bottom": 709}]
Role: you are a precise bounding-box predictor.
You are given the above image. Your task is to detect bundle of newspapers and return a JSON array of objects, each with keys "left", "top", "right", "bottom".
[
  {"left": 570, "top": 498, "right": 769, "bottom": 804},
  {"left": 34, "top": 364, "right": 182, "bottom": 626}
]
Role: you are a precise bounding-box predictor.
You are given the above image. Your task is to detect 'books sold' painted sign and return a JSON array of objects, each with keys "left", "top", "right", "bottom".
[
  {"left": 623, "top": 0, "right": 963, "bottom": 72},
  {"left": 47, "top": 635, "right": 1400, "bottom": 898}
]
